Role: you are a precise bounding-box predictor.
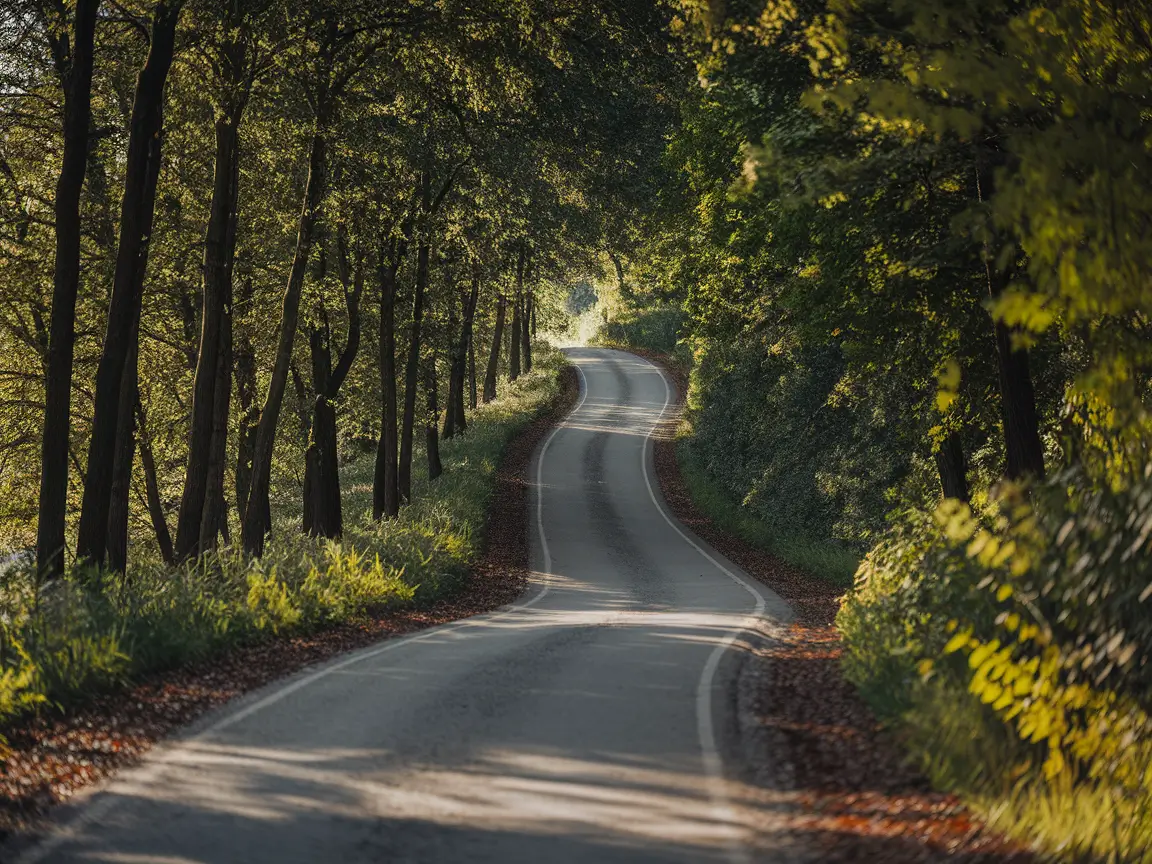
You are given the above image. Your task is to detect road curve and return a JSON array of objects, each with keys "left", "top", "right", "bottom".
[{"left": 19, "top": 347, "right": 791, "bottom": 864}]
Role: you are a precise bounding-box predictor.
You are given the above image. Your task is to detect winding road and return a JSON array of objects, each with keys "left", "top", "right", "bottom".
[{"left": 18, "top": 347, "right": 792, "bottom": 864}]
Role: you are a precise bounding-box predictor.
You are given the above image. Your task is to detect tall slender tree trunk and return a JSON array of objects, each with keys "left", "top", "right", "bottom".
[
  {"left": 199, "top": 293, "right": 233, "bottom": 552},
  {"left": 106, "top": 314, "right": 141, "bottom": 573},
  {"left": 303, "top": 242, "right": 361, "bottom": 539},
  {"left": 455, "top": 273, "right": 479, "bottom": 431},
  {"left": 36, "top": 0, "right": 100, "bottom": 577},
  {"left": 483, "top": 295, "right": 505, "bottom": 402},
  {"left": 176, "top": 99, "right": 244, "bottom": 560},
  {"left": 443, "top": 290, "right": 460, "bottom": 441},
  {"left": 373, "top": 237, "right": 405, "bottom": 520},
  {"left": 530, "top": 292, "right": 537, "bottom": 338},
  {"left": 76, "top": 1, "right": 182, "bottom": 569},
  {"left": 424, "top": 358, "right": 442, "bottom": 481},
  {"left": 522, "top": 291, "right": 532, "bottom": 374},
  {"left": 443, "top": 275, "right": 478, "bottom": 439},
  {"left": 241, "top": 123, "right": 327, "bottom": 556},
  {"left": 234, "top": 277, "right": 258, "bottom": 521},
  {"left": 136, "top": 399, "right": 174, "bottom": 564},
  {"left": 468, "top": 335, "right": 477, "bottom": 410},
  {"left": 509, "top": 296, "right": 521, "bottom": 382},
  {"left": 399, "top": 229, "right": 430, "bottom": 503}
]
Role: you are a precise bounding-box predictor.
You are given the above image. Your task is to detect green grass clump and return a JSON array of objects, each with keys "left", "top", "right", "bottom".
[
  {"left": 0, "top": 347, "right": 566, "bottom": 732},
  {"left": 675, "top": 439, "right": 860, "bottom": 588}
]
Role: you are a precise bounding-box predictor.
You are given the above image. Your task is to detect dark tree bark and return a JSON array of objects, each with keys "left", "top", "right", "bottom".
[
  {"left": 399, "top": 223, "right": 430, "bottom": 504},
  {"left": 530, "top": 290, "right": 537, "bottom": 338},
  {"left": 443, "top": 287, "right": 460, "bottom": 441},
  {"left": 199, "top": 291, "right": 233, "bottom": 552},
  {"left": 508, "top": 295, "right": 521, "bottom": 382},
  {"left": 373, "top": 232, "right": 408, "bottom": 521},
  {"left": 106, "top": 314, "right": 141, "bottom": 573},
  {"left": 522, "top": 291, "right": 532, "bottom": 374},
  {"left": 76, "top": 1, "right": 183, "bottom": 569},
  {"left": 456, "top": 273, "right": 479, "bottom": 431},
  {"left": 468, "top": 334, "right": 477, "bottom": 410},
  {"left": 976, "top": 142, "right": 1046, "bottom": 482},
  {"left": 303, "top": 231, "right": 362, "bottom": 539},
  {"left": 483, "top": 294, "right": 505, "bottom": 403},
  {"left": 424, "top": 357, "right": 442, "bottom": 481},
  {"left": 136, "top": 399, "right": 174, "bottom": 564},
  {"left": 176, "top": 86, "right": 246, "bottom": 560},
  {"left": 241, "top": 121, "right": 328, "bottom": 556},
  {"left": 443, "top": 273, "right": 478, "bottom": 439},
  {"left": 234, "top": 277, "right": 258, "bottom": 521},
  {"left": 36, "top": 0, "right": 100, "bottom": 577},
  {"left": 992, "top": 322, "right": 1046, "bottom": 480},
  {"left": 935, "top": 431, "right": 970, "bottom": 502}
]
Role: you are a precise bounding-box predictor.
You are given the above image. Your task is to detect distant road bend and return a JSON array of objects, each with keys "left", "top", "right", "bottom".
[{"left": 20, "top": 347, "right": 791, "bottom": 864}]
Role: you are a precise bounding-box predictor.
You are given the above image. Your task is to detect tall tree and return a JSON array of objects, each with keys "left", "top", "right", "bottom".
[{"left": 35, "top": 0, "right": 100, "bottom": 577}]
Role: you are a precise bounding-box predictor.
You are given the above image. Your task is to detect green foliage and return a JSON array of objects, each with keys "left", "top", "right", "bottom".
[
  {"left": 839, "top": 468, "right": 1152, "bottom": 860},
  {"left": 592, "top": 305, "right": 687, "bottom": 358},
  {"left": 0, "top": 350, "right": 564, "bottom": 732},
  {"left": 675, "top": 437, "right": 858, "bottom": 587}
]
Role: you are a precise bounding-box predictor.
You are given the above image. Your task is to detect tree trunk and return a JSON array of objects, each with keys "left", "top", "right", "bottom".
[
  {"left": 443, "top": 289, "right": 460, "bottom": 441},
  {"left": 303, "top": 245, "right": 361, "bottom": 539},
  {"left": 106, "top": 313, "right": 141, "bottom": 573},
  {"left": 36, "top": 0, "right": 100, "bottom": 577},
  {"left": 935, "top": 431, "right": 970, "bottom": 502},
  {"left": 455, "top": 273, "right": 479, "bottom": 431},
  {"left": 399, "top": 179, "right": 431, "bottom": 504},
  {"left": 530, "top": 291, "right": 537, "bottom": 338},
  {"left": 509, "top": 295, "right": 521, "bottom": 382},
  {"left": 241, "top": 124, "right": 327, "bottom": 556},
  {"left": 234, "top": 278, "right": 258, "bottom": 521},
  {"left": 76, "top": 1, "right": 182, "bottom": 569},
  {"left": 993, "top": 322, "right": 1046, "bottom": 480},
  {"left": 176, "top": 103, "right": 243, "bottom": 560},
  {"left": 483, "top": 295, "right": 505, "bottom": 403},
  {"left": 373, "top": 235, "right": 405, "bottom": 520},
  {"left": 424, "top": 358, "right": 442, "bottom": 481},
  {"left": 975, "top": 142, "right": 1046, "bottom": 482},
  {"left": 522, "top": 292, "right": 532, "bottom": 374},
  {"left": 468, "top": 334, "right": 477, "bottom": 410},
  {"left": 199, "top": 294, "right": 233, "bottom": 552},
  {"left": 136, "top": 399, "right": 174, "bottom": 564}
]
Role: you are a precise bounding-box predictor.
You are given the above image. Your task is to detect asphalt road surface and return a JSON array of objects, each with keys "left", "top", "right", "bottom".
[{"left": 18, "top": 347, "right": 791, "bottom": 864}]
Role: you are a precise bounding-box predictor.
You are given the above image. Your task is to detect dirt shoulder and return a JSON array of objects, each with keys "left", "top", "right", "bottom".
[
  {"left": 638, "top": 348, "right": 1032, "bottom": 863},
  {"left": 0, "top": 364, "right": 580, "bottom": 842}
]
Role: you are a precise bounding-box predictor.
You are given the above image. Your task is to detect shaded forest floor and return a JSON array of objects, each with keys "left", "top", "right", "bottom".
[
  {"left": 0, "top": 365, "right": 579, "bottom": 844},
  {"left": 641, "top": 348, "right": 1034, "bottom": 863}
]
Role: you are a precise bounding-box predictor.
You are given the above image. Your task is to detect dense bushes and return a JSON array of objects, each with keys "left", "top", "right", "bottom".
[
  {"left": 0, "top": 350, "right": 564, "bottom": 734},
  {"left": 839, "top": 467, "right": 1152, "bottom": 859}
]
